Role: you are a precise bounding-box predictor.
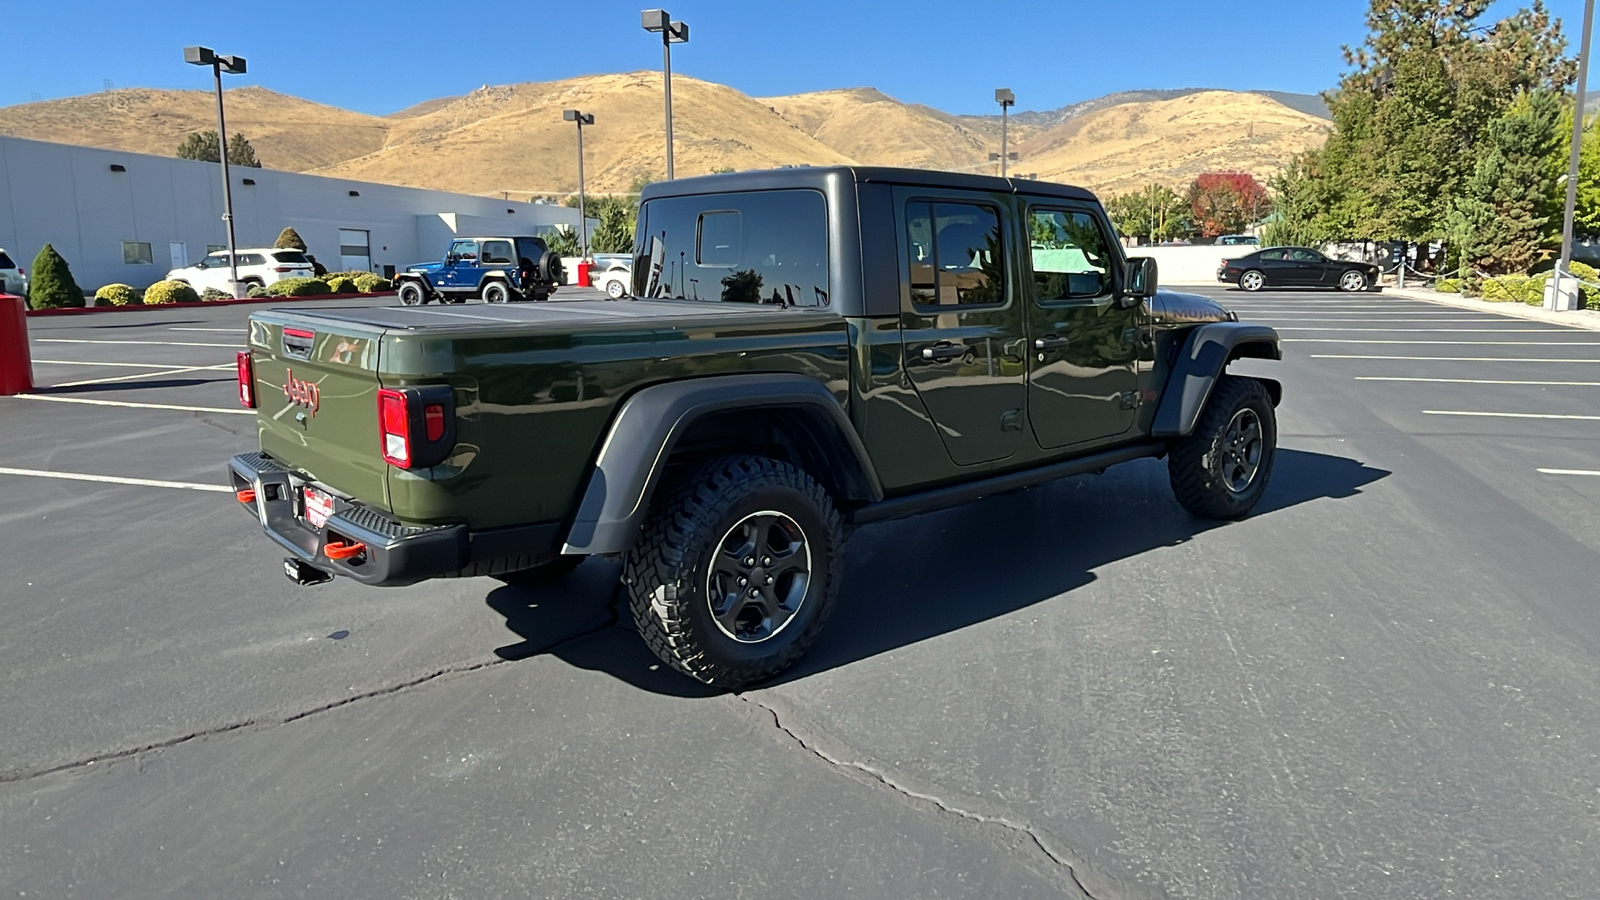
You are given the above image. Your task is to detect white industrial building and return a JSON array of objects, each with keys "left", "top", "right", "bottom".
[{"left": 0, "top": 135, "right": 585, "bottom": 291}]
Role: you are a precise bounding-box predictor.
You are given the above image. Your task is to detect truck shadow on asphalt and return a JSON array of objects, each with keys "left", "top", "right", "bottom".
[{"left": 487, "top": 448, "right": 1388, "bottom": 697}]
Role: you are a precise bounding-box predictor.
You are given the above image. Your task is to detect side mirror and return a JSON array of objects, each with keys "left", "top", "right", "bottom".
[
  {"left": 1123, "top": 256, "right": 1158, "bottom": 300},
  {"left": 445, "top": 254, "right": 459, "bottom": 264}
]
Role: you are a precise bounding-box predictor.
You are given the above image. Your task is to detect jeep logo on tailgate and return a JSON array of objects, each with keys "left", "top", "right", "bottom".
[{"left": 283, "top": 369, "right": 320, "bottom": 417}]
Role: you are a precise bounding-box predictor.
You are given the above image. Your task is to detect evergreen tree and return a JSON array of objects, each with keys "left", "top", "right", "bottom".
[
  {"left": 274, "top": 227, "right": 307, "bottom": 250},
  {"left": 1449, "top": 90, "right": 1563, "bottom": 274},
  {"left": 176, "top": 130, "right": 263, "bottom": 167},
  {"left": 26, "top": 244, "right": 83, "bottom": 310}
]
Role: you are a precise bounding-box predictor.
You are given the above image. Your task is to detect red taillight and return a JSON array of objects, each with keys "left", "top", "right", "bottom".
[
  {"left": 424, "top": 404, "right": 445, "bottom": 441},
  {"left": 236, "top": 351, "right": 255, "bottom": 408},
  {"left": 273, "top": 266, "right": 294, "bottom": 273},
  {"left": 378, "top": 388, "right": 410, "bottom": 467}
]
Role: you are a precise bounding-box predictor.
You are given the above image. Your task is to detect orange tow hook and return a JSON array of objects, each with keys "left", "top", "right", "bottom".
[
  {"left": 236, "top": 489, "right": 257, "bottom": 503},
  {"left": 325, "top": 541, "right": 367, "bottom": 561}
]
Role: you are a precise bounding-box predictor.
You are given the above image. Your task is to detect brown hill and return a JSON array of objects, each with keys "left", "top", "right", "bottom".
[
  {"left": 762, "top": 87, "right": 1039, "bottom": 173},
  {"left": 0, "top": 86, "right": 388, "bottom": 171},
  {"left": 1016, "top": 90, "right": 1330, "bottom": 196},
  {"left": 315, "top": 73, "right": 856, "bottom": 195}
]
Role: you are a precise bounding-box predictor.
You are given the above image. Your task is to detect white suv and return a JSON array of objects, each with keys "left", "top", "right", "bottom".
[
  {"left": 166, "top": 248, "right": 315, "bottom": 293},
  {"left": 0, "top": 248, "right": 26, "bottom": 296}
]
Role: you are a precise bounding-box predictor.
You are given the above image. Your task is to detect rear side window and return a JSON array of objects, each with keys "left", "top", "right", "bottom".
[
  {"left": 0, "top": 252, "right": 14, "bottom": 268},
  {"left": 515, "top": 238, "right": 548, "bottom": 264},
  {"left": 481, "top": 240, "right": 515, "bottom": 265},
  {"left": 906, "top": 201, "right": 1004, "bottom": 307},
  {"left": 1259, "top": 249, "right": 1286, "bottom": 260},
  {"left": 271, "top": 250, "right": 309, "bottom": 263},
  {"left": 636, "top": 189, "right": 829, "bottom": 306}
]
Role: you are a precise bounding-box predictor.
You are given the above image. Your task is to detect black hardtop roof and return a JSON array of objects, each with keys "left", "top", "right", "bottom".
[
  {"left": 639, "top": 166, "right": 1099, "bottom": 204},
  {"left": 450, "top": 235, "right": 550, "bottom": 242}
]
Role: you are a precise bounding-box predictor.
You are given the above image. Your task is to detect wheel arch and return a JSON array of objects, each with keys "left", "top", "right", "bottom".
[
  {"left": 561, "top": 374, "right": 883, "bottom": 555},
  {"left": 1151, "top": 323, "right": 1282, "bottom": 438},
  {"left": 394, "top": 273, "right": 435, "bottom": 296}
]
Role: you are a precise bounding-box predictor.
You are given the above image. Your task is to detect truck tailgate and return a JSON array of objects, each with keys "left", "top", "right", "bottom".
[{"left": 247, "top": 311, "right": 390, "bottom": 509}]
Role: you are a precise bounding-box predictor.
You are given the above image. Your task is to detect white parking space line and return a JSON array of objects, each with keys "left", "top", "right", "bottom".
[
  {"left": 0, "top": 466, "right": 232, "bottom": 493},
  {"left": 1286, "top": 339, "right": 1600, "bottom": 345},
  {"left": 42, "top": 365, "right": 239, "bottom": 389},
  {"left": 1423, "top": 410, "right": 1600, "bottom": 421},
  {"left": 12, "top": 394, "right": 253, "bottom": 415},
  {"left": 1313, "top": 355, "right": 1600, "bottom": 362},
  {"left": 1538, "top": 468, "right": 1600, "bottom": 477},
  {"left": 1356, "top": 376, "right": 1600, "bottom": 386},
  {"left": 1278, "top": 327, "right": 1569, "bottom": 333},
  {"left": 33, "top": 359, "right": 193, "bottom": 368},
  {"left": 169, "top": 327, "right": 246, "bottom": 333},
  {"left": 37, "top": 338, "right": 240, "bottom": 348}
]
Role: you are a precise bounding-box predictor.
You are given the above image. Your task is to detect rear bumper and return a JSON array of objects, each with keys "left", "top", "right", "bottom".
[{"left": 227, "top": 452, "right": 563, "bottom": 586}]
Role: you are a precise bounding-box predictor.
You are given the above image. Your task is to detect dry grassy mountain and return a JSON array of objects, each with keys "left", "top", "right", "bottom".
[
  {"left": 0, "top": 75, "right": 1330, "bottom": 200},
  {"left": 0, "top": 86, "right": 387, "bottom": 170}
]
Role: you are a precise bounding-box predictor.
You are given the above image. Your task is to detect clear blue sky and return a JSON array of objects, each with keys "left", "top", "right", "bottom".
[{"left": 0, "top": 0, "right": 1593, "bottom": 115}]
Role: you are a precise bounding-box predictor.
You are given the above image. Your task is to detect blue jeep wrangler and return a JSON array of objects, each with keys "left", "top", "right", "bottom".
[{"left": 395, "top": 236, "right": 566, "bottom": 305}]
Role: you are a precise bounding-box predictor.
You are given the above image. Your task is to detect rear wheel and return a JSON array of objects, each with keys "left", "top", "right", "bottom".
[
  {"left": 1168, "top": 375, "right": 1276, "bottom": 519},
  {"left": 397, "top": 281, "right": 426, "bottom": 306},
  {"left": 606, "top": 279, "right": 627, "bottom": 299},
  {"left": 482, "top": 281, "right": 511, "bottom": 304},
  {"left": 1338, "top": 269, "right": 1369, "bottom": 292},
  {"left": 1239, "top": 270, "right": 1266, "bottom": 292},
  {"left": 624, "top": 455, "right": 844, "bottom": 689}
]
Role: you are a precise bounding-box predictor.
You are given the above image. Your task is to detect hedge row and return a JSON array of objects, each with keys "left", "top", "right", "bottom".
[{"left": 85, "top": 272, "right": 394, "bottom": 306}]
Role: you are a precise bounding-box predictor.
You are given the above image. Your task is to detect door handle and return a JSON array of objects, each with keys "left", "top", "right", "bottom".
[
  {"left": 1034, "top": 335, "right": 1070, "bottom": 350},
  {"left": 920, "top": 343, "right": 967, "bottom": 361}
]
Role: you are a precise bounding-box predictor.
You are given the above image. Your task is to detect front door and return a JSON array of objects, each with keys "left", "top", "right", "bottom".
[
  {"left": 440, "top": 239, "right": 479, "bottom": 291},
  {"left": 1023, "top": 205, "right": 1142, "bottom": 449},
  {"left": 897, "top": 192, "right": 1028, "bottom": 467},
  {"left": 169, "top": 242, "right": 188, "bottom": 270}
]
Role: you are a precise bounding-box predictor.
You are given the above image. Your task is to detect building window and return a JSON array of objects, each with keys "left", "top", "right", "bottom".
[
  {"left": 206, "top": 244, "right": 227, "bottom": 253},
  {"left": 122, "top": 241, "right": 153, "bottom": 265}
]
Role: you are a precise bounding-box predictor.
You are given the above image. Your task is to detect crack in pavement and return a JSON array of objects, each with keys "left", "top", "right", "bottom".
[
  {"left": 736, "top": 694, "right": 1102, "bottom": 900},
  {"left": 1, "top": 588, "right": 624, "bottom": 785}
]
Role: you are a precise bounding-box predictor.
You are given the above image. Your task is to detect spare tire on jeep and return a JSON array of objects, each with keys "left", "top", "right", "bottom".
[{"left": 538, "top": 251, "right": 565, "bottom": 286}]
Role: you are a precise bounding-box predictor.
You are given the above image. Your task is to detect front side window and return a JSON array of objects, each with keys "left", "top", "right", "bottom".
[
  {"left": 906, "top": 201, "right": 1004, "bottom": 307},
  {"left": 200, "top": 253, "right": 227, "bottom": 269},
  {"left": 1029, "top": 208, "right": 1112, "bottom": 301},
  {"left": 122, "top": 241, "right": 153, "bottom": 265},
  {"left": 635, "top": 189, "right": 829, "bottom": 306},
  {"left": 481, "top": 240, "right": 514, "bottom": 265},
  {"left": 449, "top": 241, "right": 478, "bottom": 261}
]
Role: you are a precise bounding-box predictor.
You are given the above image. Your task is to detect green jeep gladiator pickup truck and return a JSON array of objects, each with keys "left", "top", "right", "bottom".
[{"left": 228, "top": 167, "right": 1282, "bottom": 688}]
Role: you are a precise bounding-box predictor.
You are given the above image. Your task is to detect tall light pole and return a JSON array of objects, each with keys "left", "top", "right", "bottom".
[
  {"left": 993, "top": 88, "right": 1016, "bottom": 178},
  {"left": 564, "top": 109, "right": 594, "bottom": 260},
  {"left": 1553, "top": 0, "right": 1596, "bottom": 311},
  {"left": 184, "top": 46, "right": 247, "bottom": 298},
  {"left": 641, "top": 9, "right": 688, "bottom": 180}
]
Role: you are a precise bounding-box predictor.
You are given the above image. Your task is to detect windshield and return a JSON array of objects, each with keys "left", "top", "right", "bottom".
[{"left": 634, "top": 189, "right": 829, "bottom": 306}]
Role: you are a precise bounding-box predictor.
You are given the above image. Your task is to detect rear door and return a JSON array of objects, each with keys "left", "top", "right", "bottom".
[
  {"left": 896, "top": 188, "right": 1028, "bottom": 467},
  {"left": 248, "top": 311, "right": 391, "bottom": 508},
  {"left": 1254, "top": 248, "right": 1294, "bottom": 285}
]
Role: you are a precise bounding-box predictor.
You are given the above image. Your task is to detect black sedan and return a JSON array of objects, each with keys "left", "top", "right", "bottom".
[{"left": 1218, "top": 247, "right": 1380, "bottom": 292}]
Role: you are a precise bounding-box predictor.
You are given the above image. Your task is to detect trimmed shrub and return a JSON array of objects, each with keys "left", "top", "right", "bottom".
[
  {"left": 352, "top": 273, "right": 392, "bottom": 293},
  {"left": 143, "top": 280, "right": 201, "bottom": 305},
  {"left": 27, "top": 244, "right": 85, "bottom": 309},
  {"left": 94, "top": 283, "right": 141, "bottom": 306},
  {"left": 323, "top": 275, "right": 358, "bottom": 295},
  {"left": 200, "top": 287, "right": 231, "bottom": 302},
  {"left": 1520, "top": 273, "right": 1551, "bottom": 305},
  {"left": 265, "top": 277, "right": 332, "bottom": 297},
  {"left": 1478, "top": 277, "right": 1522, "bottom": 302},
  {"left": 1433, "top": 278, "right": 1460, "bottom": 294},
  {"left": 1567, "top": 261, "right": 1600, "bottom": 309},
  {"left": 246, "top": 282, "right": 268, "bottom": 298},
  {"left": 274, "top": 227, "right": 307, "bottom": 251}
]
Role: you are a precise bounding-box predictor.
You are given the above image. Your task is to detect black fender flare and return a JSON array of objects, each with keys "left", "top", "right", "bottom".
[
  {"left": 1150, "top": 323, "right": 1282, "bottom": 438},
  {"left": 561, "top": 374, "right": 883, "bottom": 555},
  {"left": 394, "top": 273, "right": 436, "bottom": 297}
]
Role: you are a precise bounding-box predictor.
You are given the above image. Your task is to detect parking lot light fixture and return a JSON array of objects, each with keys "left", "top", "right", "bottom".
[
  {"left": 995, "top": 88, "right": 1015, "bottom": 178},
  {"left": 564, "top": 109, "right": 595, "bottom": 260},
  {"left": 642, "top": 9, "right": 689, "bottom": 180},
  {"left": 184, "top": 45, "right": 248, "bottom": 298}
]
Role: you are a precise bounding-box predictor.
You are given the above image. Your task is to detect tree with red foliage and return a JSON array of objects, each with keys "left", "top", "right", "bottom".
[{"left": 1187, "top": 172, "right": 1271, "bottom": 237}]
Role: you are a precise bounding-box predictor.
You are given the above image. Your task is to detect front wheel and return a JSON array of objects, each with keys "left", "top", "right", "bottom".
[
  {"left": 623, "top": 455, "right": 844, "bottom": 689},
  {"left": 1338, "top": 270, "right": 1369, "bottom": 292},
  {"left": 1168, "top": 375, "right": 1277, "bottom": 519},
  {"left": 397, "top": 281, "right": 426, "bottom": 306},
  {"left": 1239, "top": 270, "right": 1266, "bottom": 292}
]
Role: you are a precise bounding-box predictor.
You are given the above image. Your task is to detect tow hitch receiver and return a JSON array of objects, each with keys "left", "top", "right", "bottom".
[{"left": 284, "top": 558, "right": 334, "bottom": 586}]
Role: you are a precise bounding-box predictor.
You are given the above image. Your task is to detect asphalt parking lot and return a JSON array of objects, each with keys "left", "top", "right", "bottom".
[{"left": 3, "top": 286, "right": 1599, "bottom": 899}]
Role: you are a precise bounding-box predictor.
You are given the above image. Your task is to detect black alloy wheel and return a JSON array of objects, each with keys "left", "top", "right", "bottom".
[
  {"left": 397, "top": 281, "right": 426, "bottom": 306},
  {"left": 1168, "top": 375, "right": 1277, "bottom": 519},
  {"left": 482, "top": 281, "right": 511, "bottom": 304}
]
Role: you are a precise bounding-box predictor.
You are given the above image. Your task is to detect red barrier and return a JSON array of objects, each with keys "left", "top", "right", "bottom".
[
  {"left": 576, "top": 260, "right": 592, "bottom": 288},
  {"left": 0, "top": 294, "right": 33, "bottom": 395}
]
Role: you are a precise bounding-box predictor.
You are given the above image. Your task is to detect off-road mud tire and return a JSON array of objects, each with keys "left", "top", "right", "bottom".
[
  {"left": 397, "top": 281, "right": 426, "bottom": 306},
  {"left": 1168, "top": 375, "right": 1277, "bottom": 520},
  {"left": 623, "top": 454, "right": 844, "bottom": 689},
  {"left": 482, "top": 281, "right": 511, "bottom": 304}
]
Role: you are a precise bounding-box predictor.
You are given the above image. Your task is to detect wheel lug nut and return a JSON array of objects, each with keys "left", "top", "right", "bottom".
[
  {"left": 738, "top": 577, "right": 748, "bottom": 586},
  {"left": 765, "top": 576, "right": 774, "bottom": 585},
  {"left": 745, "top": 557, "right": 755, "bottom": 566},
  {"left": 749, "top": 589, "right": 760, "bottom": 598},
  {"left": 762, "top": 557, "right": 771, "bottom": 565}
]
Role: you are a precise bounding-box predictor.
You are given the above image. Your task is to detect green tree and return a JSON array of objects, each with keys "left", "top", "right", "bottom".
[
  {"left": 1104, "top": 184, "right": 1190, "bottom": 242},
  {"left": 544, "top": 225, "right": 581, "bottom": 258},
  {"left": 26, "top": 244, "right": 83, "bottom": 309},
  {"left": 1448, "top": 90, "right": 1563, "bottom": 274},
  {"left": 176, "top": 130, "right": 263, "bottom": 167},
  {"left": 274, "top": 227, "right": 307, "bottom": 250},
  {"left": 589, "top": 196, "right": 638, "bottom": 254}
]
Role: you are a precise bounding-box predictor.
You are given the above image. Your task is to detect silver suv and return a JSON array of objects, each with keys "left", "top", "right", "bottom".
[{"left": 0, "top": 248, "right": 26, "bottom": 296}]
